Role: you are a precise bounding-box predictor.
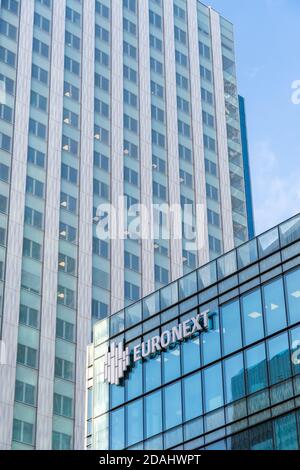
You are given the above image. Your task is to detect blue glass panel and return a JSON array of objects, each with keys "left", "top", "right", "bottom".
[
  {"left": 111, "top": 383, "right": 125, "bottom": 408},
  {"left": 126, "top": 399, "right": 143, "bottom": 447},
  {"left": 241, "top": 289, "right": 264, "bottom": 345},
  {"left": 179, "top": 271, "right": 198, "bottom": 300},
  {"left": 183, "top": 371, "right": 202, "bottom": 421},
  {"left": 217, "top": 250, "right": 237, "bottom": 280},
  {"left": 160, "top": 281, "right": 178, "bottom": 309},
  {"left": 202, "top": 309, "right": 221, "bottom": 365},
  {"left": 143, "top": 291, "right": 160, "bottom": 318},
  {"left": 258, "top": 227, "right": 279, "bottom": 258},
  {"left": 290, "top": 326, "right": 300, "bottom": 375},
  {"left": 263, "top": 278, "right": 287, "bottom": 335},
  {"left": 164, "top": 381, "right": 182, "bottom": 430},
  {"left": 182, "top": 336, "right": 200, "bottom": 374},
  {"left": 249, "top": 421, "right": 273, "bottom": 450},
  {"left": 274, "top": 413, "right": 298, "bottom": 450},
  {"left": 125, "top": 302, "right": 142, "bottom": 328},
  {"left": 145, "top": 390, "right": 162, "bottom": 438},
  {"left": 197, "top": 261, "right": 217, "bottom": 289},
  {"left": 267, "top": 332, "right": 291, "bottom": 385},
  {"left": 237, "top": 238, "right": 258, "bottom": 269},
  {"left": 144, "top": 355, "right": 161, "bottom": 392},
  {"left": 111, "top": 407, "right": 124, "bottom": 450},
  {"left": 221, "top": 300, "right": 242, "bottom": 355},
  {"left": 285, "top": 268, "right": 300, "bottom": 325},
  {"left": 126, "top": 359, "right": 143, "bottom": 400},
  {"left": 279, "top": 215, "right": 300, "bottom": 247},
  {"left": 204, "top": 363, "right": 224, "bottom": 413},
  {"left": 163, "top": 344, "right": 181, "bottom": 383},
  {"left": 245, "top": 343, "right": 268, "bottom": 394},
  {"left": 224, "top": 353, "right": 245, "bottom": 403}
]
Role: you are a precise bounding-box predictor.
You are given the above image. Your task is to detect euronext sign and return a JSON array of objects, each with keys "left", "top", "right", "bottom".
[{"left": 103, "top": 310, "right": 209, "bottom": 385}]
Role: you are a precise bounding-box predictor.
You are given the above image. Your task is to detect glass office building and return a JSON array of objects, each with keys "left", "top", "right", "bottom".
[
  {"left": 0, "top": 0, "right": 252, "bottom": 450},
  {"left": 87, "top": 214, "right": 300, "bottom": 450}
]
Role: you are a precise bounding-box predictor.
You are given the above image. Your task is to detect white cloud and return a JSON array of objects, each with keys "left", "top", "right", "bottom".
[{"left": 251, "top": 141, "right": 300, "bottom": 234}]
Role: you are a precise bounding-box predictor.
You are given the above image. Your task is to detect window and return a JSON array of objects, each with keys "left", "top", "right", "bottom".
[
  {"left": 0, "top": 0, "right": 19, "bottom": 15},
  {"left": 32, "top": 38, "right": 49, "bottom": 58},
  {"left": 199, "top": 41, "right": 210, "bottom": 60},
  {"left": 60, "top": 192, "right": 77, "bottom": 213},
  {"left": 207, "top": 209, "right": 220, "bottom": 227},
  {"left": 92, "top": 299, "right": 108, "bottom": 320},
  {"left": 123, "top": 18, "right": 136, "bottom": 36},
  {"left": 125, "top": 251, "right": 140, "bottom": 272},
  {"left": 13, "top": 419, "right": 33, "bottom": 446},
  {"left": 178, "top": 120, "right": 190, "bottom": 137},
  {"left": 34, "top": 12, "right": 50, "bottom": 33},
  {"left": 32, "top": 64, "right": 48, "bottom": 85},
  {"left": 164, "top": 381, "right": 182, "bottom": 429},
  {"left": 0, "top": 194, "right": 7, "bottom": 213},
  {"left": 150, "top": 34, "right": 162, "bottom": 52},
  {"left": 152, "top": 154, "right": 165, "bottom": 174},
  {"left": 93, "top": 179, "right": 109, "bottom": 200},
  {"left": 0, "top": 46, "right": 16, "bottom": 67},
  {"left": 19, "top": 304, "right": 39, "bottom": 329},
  {"left": 94, "top": 151, "right": 109, "bottom": 171},
  {"left": 174, "top": 26, "right": 186, "bottom": 44},
  {"left": 124, "top": 65, "right": 137, "bottom": 83},
  {"left": 177, "top": 96, "right": 189, "bottom": 114},
  {"left": 206, "top": 183, "right": 218, "bottom": 201},
  {"left": 124, "top": 114, "right": 138, "bottom": 133},
  {"left": 179, "top": 144, "right": 191, "bottom": 162},
  {"left": 149, "top": 10, "right": 162, "bottom": 29},
  {"left": 150, "top": 57, "right": 163, "bottom": 75},
  {"left": 123, "top": 41, "right": 136, "bottom": 59},
  {"left": 64, "top": 81, "right": 79, "bottom": 101},
  {"left": 267, "top": 332, "right": 291, "bottom": 385},
  {"left": 0, "top": 103, "right": 12, "bottom": 123},
  {"left": 26, "top": 176, "right": 44, "bottom": 198},
  {"left": 153, "top": 181, "right": 167, "bottom": 201},
  {"left": 52, "top": 431, "right": 72, "bottom": 450},
  {"left": 201, "top": 87, "right": 213, "bottom": 105},
  {"left": 36, "top": 0, "right": 51, "bottom": 7},
  {"left": 151, "top": 104, "right": 164, "bottom": 123},
  {"left": 200, "top": 65, "right": 212, "bottom": 82},
  {"left": 123, "top": 0, "right": 136, "bottom": 13},
  {"left": 95, "top": 73, "right": 109, "bottom": 92},
  {"left": 183, "top": 372, "right": 202, "bottom": 421},
  {"left": 58, "top": 253, "right": 76, "bottom": 275},
  {"left": 65, "top": 30, "right": 80, "bottom": 50},
  {"left": 54, "top": 393, "right": 73, "bottom": 418},
  {"left": 124, "top": 89, "right": 137, "bottom": 108},
  {"left": 182, "top": 250, "right": 196, "bottom": 269},
  {"left": 241, "top": 289, "right": 264, "bottom": 345},
  {"left": 57, "top": 286, "right": 75, "bottom": 308},
  {"left": 54, "top": 357, "right": 74, "bottom": 380},
  {"left": 124, "top": 140, "right": 138, "bottom": 159},
  {"left": 145, "top": 390, "right": 162, "bottom": 438},
  {"left": 175, "top": 50, "right": 188, "bottom": 67},
  {"left": 202, "top": 110, "right": 214, "bottom": 128},
  {"left": 124, "top": 166, "right": 138, "bottom": 186},
  {"left": 17, "top": 344, "right": 37, "bottom": 368},
  {"left": 151, "top": 80, "right": 164, "bottom": 99},
  {"left": 125, "top": 281, "right": 140, "bottom": 302},
  {"left": 263, "top": 278, "right": 287, "bottom": 335},
  {"left": 93, "top": 237, "right": 109, "bottom": 259},
  {"left": 66, "top": 6, "right": 81, "bottom": 26},
  {"left": 96, "top": 1, "right": 109, "bottom": 18},
  {"left": 24, "top": 206, "right": 43, "bottom": 229},
  {"left": 0, "top": 73, "right": 14, "bottom": 95},
  {"left": 204, "top": 363, "right": 223, "bottom": 412},
  {"left": 155, "top": 265, "right": 169, "bottom": 284},
  {"left": 221, "top": 300, "right": 242, "bottom": 355},
  {"left": 29, "top": 118, "right": 46, "bottom": 139},
  {"left": 59, "top": 222, "right": 77, "bottom": 243},
  {"left": 152, "top": 130, "right": 165, "bottom": 148},
  {"left": 62, "top": 135, "right": 78, "bottom": 156},
  {"left": 63, "top": 108, "right": 79, "bottom": 128},
  {"left": 176, "top": 72, "right": 189, "bottom": 90},
  {"left": 245, "top": 343, "right": 267, "bottom": 394},
  {"left": 23, "top": 238, "right": 41, "bottom": 261},
  {"left": 61, "top": 163, "right": 78, "bottom": 184},
  {"left": 15, "top": 380, "right": 36, "bottom": 406},
  {"left": 126, "top": 399, "right": 143, "bottom": 446},
  {"left": 64, "top": 55, "right": 80, "bottom": 75},
  {"left": 94, "top": 125, "right": 109, "bottom": 145},
  {"left": 224, "top": 353, "right": 245, "bottom": 403},
  {"left": 30, "top": 90, "right": 47, "bottom": 112},
  {"left": 0, "top": 132, "right": 11, "bottom": 153},
  {"left": 179, "top": 169, "right": 193, "bottom": 187},
  {"left": 174, "top": 4, "right": 185, "bottom": 20},
  {"left": 285, "top": 268, "right": 300, "bottom": 325},
  {"left": 205, "top": 158, "right": 217, "bottom": 176},
  {"left": 95, "top": 24, "right": 109, "bottom": 42},
  {"left": 0, "top": 18, "right": 17, "bottom": 40},
  {"left": 209, "top": 235, "right": 221, "bottom": 254}
]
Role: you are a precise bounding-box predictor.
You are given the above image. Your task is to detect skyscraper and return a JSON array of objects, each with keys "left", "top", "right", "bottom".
[{"left": 0, "top": 0, "right": 251, "bottom": 450}]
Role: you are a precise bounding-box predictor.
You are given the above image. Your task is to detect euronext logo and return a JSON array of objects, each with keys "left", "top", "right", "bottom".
[{"left": 103, "top": 342, "right": 130, "bottom": 386}]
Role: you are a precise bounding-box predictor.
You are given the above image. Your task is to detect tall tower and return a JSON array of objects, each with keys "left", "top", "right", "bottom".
[{"left": 0, "top": 0, "right": 251, "bottom": 449}]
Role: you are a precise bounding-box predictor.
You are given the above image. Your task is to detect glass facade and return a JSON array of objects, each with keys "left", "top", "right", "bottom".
[
  {"left": 88, "top": 214, "right": 300, "bottom": 450},
  {"left": 0, "top": 0, "right": 252, "bottom": 450}
]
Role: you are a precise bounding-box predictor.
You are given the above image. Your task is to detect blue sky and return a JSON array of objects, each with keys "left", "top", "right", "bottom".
[{"left": 207, "top": 0, "right": 300, "bottom": 235}]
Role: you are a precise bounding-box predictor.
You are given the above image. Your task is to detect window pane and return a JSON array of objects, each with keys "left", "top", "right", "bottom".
[
  {"left": 126, "top": 359, "right": 142, "bottom": 400},
  {"left": 163, "top": 345, "right": 181, "bottom": 383},
  {"left": 126, "top": 399, "right": 143, "bottom": 447},
  {"left": 182, "top": 336, "right": 200, "bottom": 374},
  {"left": 263, "top": 278, "right": 287, "bottom": 335},
  {"left": 183, "top": 372, "right": 202, "bottom": 421},
  {"left": 145, "top": 390, "right": 162, "bottom": 438},
  {"left": 285, "top": 268, "right": 300, "bottom": 325},
  {"left": 164, "top": 381, "right": 182, "bottom": 430},
  {"left": 111, "top": 408, "right": 124, "bottom": 450},
  {"left": 274, "top": 413, "right": 298, "bottom": 450},
  {"left": 224, "top": 353, "right": 245, "bottom": 403},
  {"left": 241, "top": 289, "right": 264, "bottom": 345},
  {"left": 204, "top": 363, "right": 224, "bottom": 412},
  {"left": 144, "top": 355, "right": 161, "bottom": 392},
  {"left": 221, "top": 300, "right": 242, "bottom": 355},
  {"left": 268, "top": 332, "right": 291, "bottom": 385},
  {"left": 202, "top": 308, "right": 221, "bottom": 365},
  {"left": 245, "top": 343, "right": 268, "bottom": 394}
]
